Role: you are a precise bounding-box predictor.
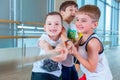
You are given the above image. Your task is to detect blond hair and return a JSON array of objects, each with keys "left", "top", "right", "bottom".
[{"left": 78, "top": 5, "right": 101, "bottom": 22}]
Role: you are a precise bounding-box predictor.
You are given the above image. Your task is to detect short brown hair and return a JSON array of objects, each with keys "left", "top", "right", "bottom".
[
  {"left": 59, "top": 1, "right": 78, "bottom": 11},
  {"left": 78, "top": 5, "right": 101, "bottom": 21},
  {"left": 45, "top": 12, "right": 63, "bottom": 24}
]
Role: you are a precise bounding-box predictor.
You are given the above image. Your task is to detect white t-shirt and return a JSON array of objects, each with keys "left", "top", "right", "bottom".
[
  {"left": 78, "top": 33, "right": 113, "bottom": 80},
  {"left": 62, "top": 22, "right": 78, "bottom": 67},
  {"left": 32, "top": 34, "right": 62, "bottom": 77}
]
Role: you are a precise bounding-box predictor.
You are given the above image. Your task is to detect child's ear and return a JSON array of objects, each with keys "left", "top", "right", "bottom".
[
  {"left": 60, "top": 11, "right": 64, "bottom": 16},
  {"left": 93, "top": 21, "right": 98, "bottom": 29},
  {"left": 44, "top": 24, "right": 46, "bottom": 31}
]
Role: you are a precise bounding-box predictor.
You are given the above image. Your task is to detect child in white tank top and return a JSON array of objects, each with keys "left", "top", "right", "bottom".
[{"left": 70, "top": 5, "right": 113, "bottom": 80}]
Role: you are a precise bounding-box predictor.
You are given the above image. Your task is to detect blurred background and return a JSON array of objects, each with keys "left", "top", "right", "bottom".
[{"left": 0, "top": 0, "right": 120, "bottom": 80}]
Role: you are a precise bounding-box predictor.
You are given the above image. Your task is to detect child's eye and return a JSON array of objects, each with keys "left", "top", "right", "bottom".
[
  {"left": 81, "top": 20, "right": 86, "bottom": 22},
  {"left": 48, "top": 23, "right": 51, "bottom": 25},
  {"left": 76, "top": 19, "right": 79, "bottom": 21},
  {"left": 55, "top": 23, "right": 59, "bottom": 25},
  {"left": 70, "top": 9, "right": 73, "bottom": 11}
]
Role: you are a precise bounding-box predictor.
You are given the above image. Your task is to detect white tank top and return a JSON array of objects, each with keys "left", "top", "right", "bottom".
[{"left": 78, "top": 33, "right": 113, "bottom": 80}]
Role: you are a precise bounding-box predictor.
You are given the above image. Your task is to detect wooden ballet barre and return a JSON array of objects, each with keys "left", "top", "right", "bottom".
[
  {"left": 0, "top": 19, "right": 44, "bottom": 26},
  {"left": 0, "top": 36, "right": 40, "bottom": 39},
  {"left": 23, "top": 22, "right": 44, "bottom": 26},
  {"left": 0, "top": 19, "right": 20, "bottom": 24}
]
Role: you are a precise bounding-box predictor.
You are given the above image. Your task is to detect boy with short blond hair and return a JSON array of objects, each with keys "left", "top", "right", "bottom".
[{"left": 72, "top": 5, "right": 113, "bottom": 80}]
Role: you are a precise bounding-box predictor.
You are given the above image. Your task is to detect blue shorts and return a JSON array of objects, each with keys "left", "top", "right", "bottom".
[{"left": 62, "top": 65, "right": 79, "bottom": 80}]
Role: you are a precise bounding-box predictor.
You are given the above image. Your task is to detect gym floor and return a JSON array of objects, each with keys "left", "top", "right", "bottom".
[{"left": 0, "top": 46, "right": 119, "bottom": 80}]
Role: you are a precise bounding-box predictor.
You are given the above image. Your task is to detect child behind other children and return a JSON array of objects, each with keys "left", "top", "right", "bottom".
[
  {"left": 31, "top": 12, "right": 68, "bottom": 80},
  {"left": 59, "top": 1, "right": 79, "bottom": 80},
  {"left": 71, "top": 5, "right": 113, "bottom": 80}
]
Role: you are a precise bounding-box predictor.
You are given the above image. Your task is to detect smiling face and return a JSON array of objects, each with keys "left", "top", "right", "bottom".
[
  {"left": 75, "top": 13, "right": 98, "bottom": 34},
  {"left": 44, "top": 15, "right": 62, "bottom": 37}
]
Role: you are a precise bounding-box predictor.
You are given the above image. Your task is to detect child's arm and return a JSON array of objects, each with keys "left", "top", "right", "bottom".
[
  {"left": 51, "top": 42, "right": 68, "bottom": 62},
  {"left": 71, "top": 38, "right": 101, "bottom": 72},
  {"left": 60, "top": 27, "right": 68, "bottom": 42},
  {"left": 38, "top": 39, "right": 68, "bottom": 62},
  {"left": 38, "top": 40, "right": 61, "bottom": 57},
  {"left": 38, "top": 40, "right": 53, "bottom": 51}
]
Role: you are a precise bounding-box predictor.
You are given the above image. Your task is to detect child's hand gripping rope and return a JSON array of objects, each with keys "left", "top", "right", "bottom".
[{"left": 65, "top": 33, "right": 83, "bottom": 49}]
